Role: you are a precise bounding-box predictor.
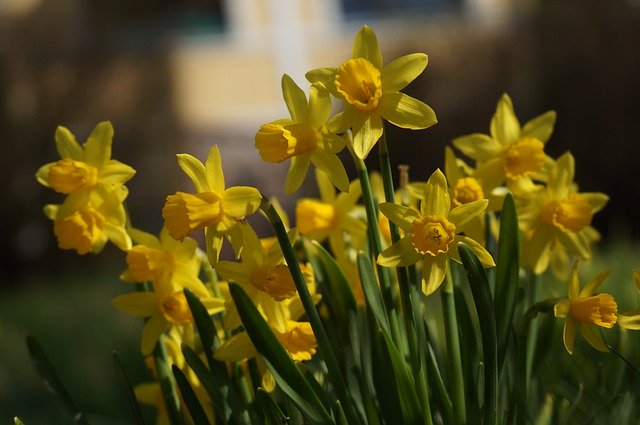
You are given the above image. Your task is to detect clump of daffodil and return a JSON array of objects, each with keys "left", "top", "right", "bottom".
[
  {"left": 306, "top": 25, "right": 437, "bottom": 159},
  {"left": 44, "top": 185, "right": 132, "bottom": 254},
  {"left": 162, "top": 145, "right": 262, "bottom": 264},
  {"left": 36, "top": 121, "right": 136, "bottom": 196},
  {"left": 518, "top": 152, "right": 608, "bottom": 276},
  {"left": 377, "top": 169, "right": 495, "bottom": 296},
  {"left": 296, "top": 170, "right": 366, "bottom": 258},
  {"left": 255, "top": 75, "right": 349, "bottom": 194},
  {"left": 554, "top": 261, "right": 617, "bottom": 354},
  {"left": 453, "top": 94, "right": 556, "bottom": 197},
  {"left": 112, "top": 276, "right": 224, "bottom": 355},
  {"left": 121, "top": 226, "right": 202, "bottom": 289},
  {"left": 215, "top": 223, "right": 314, "bottom": 333}
]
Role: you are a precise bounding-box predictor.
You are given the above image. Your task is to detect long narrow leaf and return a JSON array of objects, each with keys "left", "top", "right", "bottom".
[
  {"left": 494, "top": 193, "right": 520, "bottom": 370},
  {"left": 113, "top": 351, "right": 148, "bottom": 425},
  {"left": 459, "top": 243, "right": 498, "bottom": 425},
  {"left": 255, "top": 388, "right": 289, "bottom": 425},
  {"left": 357, "top": 252, "right": 391, "bottom": 336},
  {"left": 172, "top": 365, "right": 211, "bottom": 425},
  {"left": 229, "top": 283, "right": 333, "bottom": 424},
  {"left": 184, "top": 288, "right": 219, "bottom": 368},
  {"left": 26, "top": 335, "right": 90, "bottom": 425}
]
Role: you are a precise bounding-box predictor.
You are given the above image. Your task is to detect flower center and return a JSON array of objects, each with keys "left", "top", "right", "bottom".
[
  {"left": 160, "top": 291, "right": 193, "bottom": 325},
  {"left": 255, "top": 123, "right": 318, "bottom": 163},
  {"left": 570, "top": 293, "right": 617, "bottom": 328},
  {"left": 274, "top": 321, "right": 317, "bottom": 361},
  {"left": 126, "top": 245, "right": 174, "bottom": 282},
  {"left": 162, "top": 191, "right": 224, "bottom": 240},
  {"left": 53, "top": 209, "right": 105, "bottom": 254},
  {"left": 335, "top": 58, "right": 383, "bottom": 111},
  {"left": 48, "top": 159, "right": 99, "bottom": 194},
  {"left": 296, "top": 199, "right": 337, "bottom": 236},
  {"left": 452, "top": 177, "right": 484, "bottom": 207},
  {"left": 410, "top": 215, "right": 456, "bottom": 256},
  {"left": 540, "top": 194, "right": 593, "bottom": 232},
  {"left": 250, "top": 264, "right": 298, "bottom": 301},
  {"left": 501, "top": 137, "right": 546, "bottom": 179}
]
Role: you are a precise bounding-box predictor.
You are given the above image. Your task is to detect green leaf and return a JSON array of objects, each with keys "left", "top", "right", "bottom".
[
  {"left": 26, "top": 335, "right": 90, "bottom": 425},
  {"left": 14, "top": 418, "right": 25, "bottom": 425},
  {"left": 113, "top": 351, "right": 148, "bottom": 425},
  {"left": 172, "top": 364, "right": 212, "bottom": 425},
  {"left": 357, "top": 252, "right": 390, "bottom": 336},
  {"left": 459, "top": 243, "right": 498, "bottom": 425},
  {"left": 229, "top": 283, "right": 334, "bottom": 424},
  {"left": 153, "top": 339, "right": 183, "bottom": 425},
  {"left": 255, "top": 388, "right": 289, "bottom": 425},
  {"left": 370, "top": 321, "right": 424, "bottom": 425},
  {"left": 183, "top": 288, "right": 219, "bottom": 368},
  {"left": 494, "top": 192, "right": 520, "bottom": 370}
]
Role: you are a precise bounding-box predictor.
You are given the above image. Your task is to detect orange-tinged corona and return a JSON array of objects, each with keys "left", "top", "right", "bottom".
[
  {"left": 410, "top": 215, "right": 456, "bottom": 256},
  {"left": 335, "top": 58, "right": 383, "bottom": 111}
]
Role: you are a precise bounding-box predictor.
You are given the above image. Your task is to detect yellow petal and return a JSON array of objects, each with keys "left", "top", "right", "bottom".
[
  {"left": 100, "top": 160, "right": 136, "bottom": 186},
  {"left": 563, "top": 318, "right": 576, "bottom": 354},
  {"left": 579, "top": 268, "right": 611, "bottom": 298},
  {"left": 452, "top": 133, "right": 502, "bottom": 162},
  {"left": 380, "top": 92, "right": 437, "bottom": 130},
  {"left": 618, "top": 309, "right": 640, "bottom": 330},
  {"left": 307, "top": 84, "right": 331, "bottom": 128},
  {"left": 523, "top": 226, "right": 552, "bottom": 275},
  {"left": 378, "top": 202, "right": 419, "bottom": 232},
  {"left": 381, "top": 53, "right": 427, "bottom": 93},
  {"left": 421, "top": 169, "right": 450, "bottom": 217},
  {"left": 581, "top": 192, "right": 609, "bottom": 213},
  {"left": 353, "top": 25, "right": 383, "bottom": 70},
  {"left": 444, "top": 147, "right": 464, "bottom": 184},
  {"left": 421, "top": 254, "right": 448, "bottom": 296},
  {"left": 205, "top": 228, "right": 223, "bottom": 265},
  {"left": 579, "top": 324, "right": 609, "bottom": 353},
  {"left": 454, "top": 237, "right": 495, "bottom": 267},
  {"left": 111, "top": 292, "right": 158, "bottom": 317},
  {"left": 284, "top": 154, "right": 311, "bottom": 194},
  {"left": 214, "top": 332, "right": 257, "bottom": 361},
  {"left": 473, "top": 158, "right": 505, "bottom": 191},
  {"left": 104, "top": 222, "right": 133, "bottom": 251},
  {"left": 128, "top": 228, "right": 162, "bottom": 248},
  {"left": 521, "top": 110, "right": 556, "bottom": 144},
  {"left": 448, "top": 199, "right": 488, "bottom": 230},
  {"left": 55, "top": 126, "right": 83, "bottom": 160},
  {"left": 490, "top": 94, "right": 520, "bottom": 144},
  {"left": 568, "top": 260, "right": 580, "bottom": 301},
  {"left": 205, "top": 145, "right": 225, "bottom": 194},
  {"left": 311, "top": 151, "right": 349, "bottom": 193},
  {"left": 305, "top": 67, "right": 339, "bottom": 97},
  {"left": 282, "top": 74, "right": 307, "bottom": 123},
  {"left": 141, "top": 315, "right": 167, "bottom": 355},
  {"left": 547, "top": 152, "right": 574, "bottom": 199},
  {"left": 316, "top": 168, "right": 335, "bottom": 203},
  {"left": 177, "top": 153, "right": 209, "bottom": 193},
  {"left": 222, "top": 186, "right": 262, "bottom": 218},
  {"left": 554, "top": 300, "right": 570, "bottom": 318},
  {"left": 377, "top": 236, "right": 422, "bottom": 267},
  {"left": 352, "top": 114, "right": 383, "bottom": 159},
  {"left": 84, "top": 121, "right": 114, "bottom": 167}
]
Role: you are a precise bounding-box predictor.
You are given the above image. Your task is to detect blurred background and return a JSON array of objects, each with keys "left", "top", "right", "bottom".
[{"left": 1, "top": 0, "right": 639, "bottom": 422}]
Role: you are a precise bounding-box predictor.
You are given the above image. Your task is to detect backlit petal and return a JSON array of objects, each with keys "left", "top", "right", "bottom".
[
  {"left": 353, "top": 114, "right": 383, "bottom": 159},
  {"left": 284, "top": 154, "right": 311, "bottom": 194},
  {"left": 353, "top": 25, "right": 383, "bottom": 70},
  {"left": 205, "top": 145, "right": 225, "bottom": 194},
  {"left": 307, "top": 84, "right": 331, "bottom": 128},
  {"left": 311, "top": 150, "right": 349, "bottom": 193},
  {"left": 377, "top": 236, "right": 422, "bottom": 267},
  {"left": 84, "top": 121, "right": 113, "bottom": 167},
  {"left": 490, "top": 94, "right": 520, "bottom": 145},
  {"left": 282, "top": 74, "right": 307, "bottom": 123},
  {"left": 223, "top": 187, "right": 262, "bottom": 218},
  {"left": 422, "top": 254, "right": 447, "bottom": 296},
  {"left": 563, "top": 318, "right": 576, "bottom": 354},
  {"left": 141, "top": 315, "right": 167, "bottom": 355},
  {"left": 421, "top": 169, "right": 450, "bottom": 217},
  {"left": 55, "top": 126, "right": 83, "bottom": 160},
  {"left": 452, "top": 133, "right": 502, "bottom": 162},
  {"left": 379, "top": 202, "right": 419, "bottom": 232},
  {"left": 579, "top": 324, "right": 609, "bottom": 352},
  {"left": 380, "top": 92, "right": 437, "bottom": 130},
  {"left": 177, "top": 153, "right": 208, "bottom": 193},
  {"left": 448, "top": 199, "right": 488, "bottom": 229},
  {"left": 381, "top": 53, "right": 428, "bottom": 92},
  {"left": 521, "top": 110, "right": 556, "bottom": 144}
]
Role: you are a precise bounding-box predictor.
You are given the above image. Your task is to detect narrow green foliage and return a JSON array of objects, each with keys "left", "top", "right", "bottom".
[
  {"left": 229, "top": 282, "right": 334, "bottom": 424},
  {"left": 25, "top": 335, "right": 90, "bottom": 425},
  {"left": 153, "top": 339, "right": 184, "bottom": 425},
  {"left": 255, "top": 388, "right": 289, "bottom": 425},
  {"left": 494, "top": 193, "right": 520, "bottom": 371},
  {"left": 459, "top": 243, "right": 498, "bottom": 425},
  {"left": 357, "top": 252, "right": 391, "bottom": 336},
  {"left": 113, "top": 351, "right": 148, "bottom": 425},
  {"left": 172, "top": 364, "right": 212, "bottom": 425},
  {"left": 183, "top": 288, "right": 219, "bottom": 368}
]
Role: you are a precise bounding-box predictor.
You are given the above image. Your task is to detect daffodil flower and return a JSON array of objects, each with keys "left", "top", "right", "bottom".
[
  {"left": 121, "top": 227, "right": 202, "bottom": 289},
  {"left": 215, "top": 223, "right": 310, "bottom": 333},
  {"left": 36, "top": 122, "right": 135, "bottom": 195},
  {"left": 306, "top": 25, "right": 437, "bottom": 159},
  {"left": 112, "top": 280, "right": 224, "bottom": 355},
  {"left": 377, "top": 169, "right": 495, "bottom": 296},
  {"left": 453, "top": 94, "right": 556, "bottom": 197},
  {"left": 554, "top": 261, "right": 617, "bottom": 354},
  {"left": 44, "top": 185, "right": 131, "bottom": 254},
  {"left": 295, "top": 170, "right": 366, "bottom": 258},
  {"left": 616, "top": 270, "right": 640, "bottom": 330},
  {"left": 255, "top": 75, "right": 349, "bottom": 194},
  {"left": 518, "top": 152, "right": 608, "bottom": 276},
  {"left": 162, "top": 145, "right": 262, "bottom": 264}
]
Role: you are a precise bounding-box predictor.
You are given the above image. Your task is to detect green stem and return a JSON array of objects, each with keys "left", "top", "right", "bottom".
[
  {"left": 378, "top": 135, "right": 432, "bottom": 424},
  {"left": 352, "top": 152, "right": 403, "bottom": 349},
  {"left": 442, "top": 264, "right": 467, "bottom": 425},
  {"left": 261, "top": 198, "right": 362, "bottom": 425},
  {"left": 525, "top": 273, "right": 541, "bottom": 399},
  {"left": 154, "top": 338, "right": 184, "bottom": 425}
]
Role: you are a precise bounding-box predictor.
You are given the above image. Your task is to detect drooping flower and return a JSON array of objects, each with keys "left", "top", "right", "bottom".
[
  {"left": 554, "top": 261, "right": 617, "bottom": 354},
  {"left": 452, "top": 94, "right": 556, "bottom": 198},
  {"left": 255, "top": 75, "right": 349, "bottom": 194},
  {"left": 518, "top": 152, "right": 608, "bottom": 276},
  {"left": 306, "top": 25, "right": 437, "bottom": 159},
  {"left": 44, "top": 185, "right": 131, "bottom": 254},
  {"left": 377, "top": 169, "right": 495, "bottom": 296},
  {"left": 215, "top": 223, "right": 312, "bottom": 333},
  {"left": 295, "top": 170, "right": 366, "bottom": 258},
  {"left": 36, "top": 122, "right": 135, "bottom": 195},
  {"left": 162, "top": 145, "right": 262, "bottom": 264}
]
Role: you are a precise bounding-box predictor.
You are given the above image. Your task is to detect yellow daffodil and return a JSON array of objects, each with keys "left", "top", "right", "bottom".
[
  {"left": 121, "top": 227, "right": 202, "bottom": 290},
  {"left": 617, "top": 270, "right": 640, "bottom": 330},
  {"left": 377, "top": 169, "right": 495, "bottom": 296},
  {"left": 518, "top": 152, "right": 608, "bottom": 276},
  {"left": 554, "top": 261, "right": 617, "bottom": 354},
  {"left": 295, "top": 170, "right": 366, "bottom": 258},
  {"left": 306, "top": 25, "right": 437, "bottom": 159},
  {"left": 452, "top": 94, "right": 556, "bottom": 197},
  {"left": 36, "top": 122, "right": 135, "bottom": 195},
  {"left": 44, "top": 185, "right": 131, "bottom": 254},
  {"left": 162, "top": 145, "right": 262, "bottom": 264},
  {"left": 255, "top": 75, "right": 349, "bottom": 194},
  {"left": 112, "top": 279, "right": 224, "bottom": 355},
  {"left": 215, "top": 223, "right": 310, "bottom": 333}
]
